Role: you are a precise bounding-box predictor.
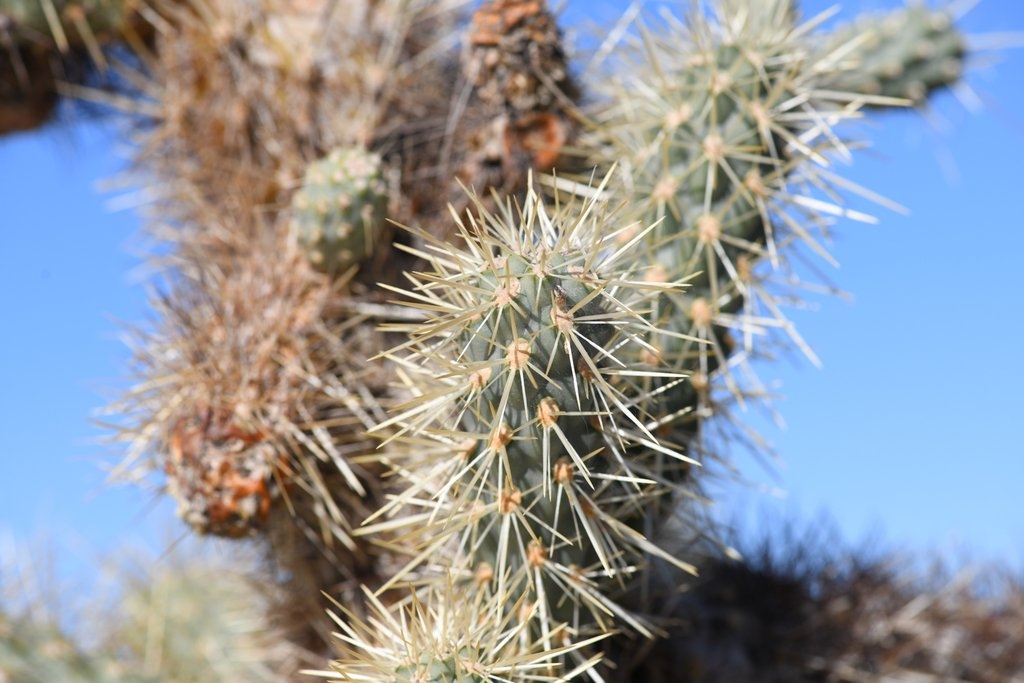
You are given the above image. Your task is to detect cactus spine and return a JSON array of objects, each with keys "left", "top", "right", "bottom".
[
  {"left": 328, "top": 0, "right": 979, "bottom": 677},
  {"left": 581, "top": 0, "right": 965, "bottom": 466}
]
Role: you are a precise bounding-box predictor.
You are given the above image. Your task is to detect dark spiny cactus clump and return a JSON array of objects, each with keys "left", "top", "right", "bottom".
[{"left": 603, "top": 535, "right": 1024, "bottom": 683}]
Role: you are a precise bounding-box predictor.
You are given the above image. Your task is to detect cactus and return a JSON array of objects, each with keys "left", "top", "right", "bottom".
[
  {"left": 577, "top": 0, "right": 972, "bottom": 473},
  {"left": 819, "top": 4, "right": 967, "bottom": 105},
  {"left": 289, "top": 147, "right": 388, "bottom": 276},
  {"left": 2, "top": 0, "right": 1018, "bottom": 681},
  {"left": 324, "top": 576, "right": 607, "bottom": 682},
  {"left": 106, "top": 223, "right": 400, "bottom": 658},
  {"left": 0, "top": 543, "right": 293, "bottom": 682},
  {"left": 362, "top": 177, "right": 697, "bottom": 655}
]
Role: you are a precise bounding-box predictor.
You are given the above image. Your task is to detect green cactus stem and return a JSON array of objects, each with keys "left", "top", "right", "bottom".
[
  {"left": 357, "top": 175, "right": 701, "bottom": 662},
  {"left": 583, "top": 0, "right": 913, "bottom": 452},
  {"left": 290, "top": 146, "right": 388, "bottom": 276},
  {"left": 820, "top": 4, "right": 966, "bottom": 106}
]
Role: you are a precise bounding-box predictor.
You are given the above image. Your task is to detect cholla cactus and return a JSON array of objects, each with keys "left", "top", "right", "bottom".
[
  {"left": 579, "top": 0, "right": 973, "bottom": 473},
  {"left": 362, "top": 177, "right": 696, "bottom": 654},
  {"left": 290, "top": 147, "right": 389, "bottom": 276},
  {"left": 819, "top": 3, "right": 967, "bottom": 104},
  {"left": 0, "top": 542, "right": 295, "bottom": 682},
  {"left": 2, "top": 0, "right": 1017, "bottom": 680}
]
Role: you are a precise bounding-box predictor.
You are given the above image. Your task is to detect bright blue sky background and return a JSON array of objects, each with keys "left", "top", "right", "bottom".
[{"left": 2, "top": 0, "right": 1023, "bottom": 592}]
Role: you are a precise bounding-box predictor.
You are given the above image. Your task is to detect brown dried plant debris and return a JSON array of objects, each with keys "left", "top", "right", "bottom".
[
  {"left": 454, "top": 108, "right": 572, "bottom": 197},
  {"left": 465, "top": 0, "right": 578, "bottom": 116},
  {"left": 126, "top": 0, "right": 465, "bottom": 235},
  {"left": 105, "top": 218, "right": 416, "bottom": 669},
  {"left": 435, "top": 0, "right": 581, "bottom": 232},
  {"left": 825, "top": 560, "right": 1024, "bottom": 683},
  {"left": 165, "top": 403, "right": 280, "bottom": 538},
  {"left": 108, "top": 223, "right": 392, "bottom": 564}
]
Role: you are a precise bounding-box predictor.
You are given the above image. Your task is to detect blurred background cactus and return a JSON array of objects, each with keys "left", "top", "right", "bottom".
[
  {"left": 0, "top": 539, "right": 302, "bottom": 682},
  {"left": 2, "top": 0, "right": 1023, "bottom": 681}
]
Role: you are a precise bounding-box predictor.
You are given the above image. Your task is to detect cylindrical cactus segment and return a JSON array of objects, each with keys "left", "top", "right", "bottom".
[
  {"left": 585, "top": 5, "right": 816, "bottom": 425},
  {"left": 596, "top": 4, "right": 832, "bottom": 294},
  {"left": 820, "top": 4, "right": 966, "bottom": 106},
  {"left": 589, "top": 0, "right": 914, "bottom": 416},
  {"left": 289, "top": 146, "right": 387, "bottom": 275},
  {"left": 372, "top": 176, "right": 698, "bottom": 641}
]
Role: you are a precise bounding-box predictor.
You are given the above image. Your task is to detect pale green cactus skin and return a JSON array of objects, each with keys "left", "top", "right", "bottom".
[
  {"left": 394, "top": 658, "right": 463, "bottom": 683},
  {"left": 822, "top": 4, "right": 967, "bottom": 105},
  {"left": 617, "top": 42, "right": 784, "bottom": 278},
  {"left": 393, "top": 654, "right": 480, "bottom": 683},
  {"left": 585, "top": 2, "right": 823, "bottom": 456},
  {"left": 454, "top": 245, "right": 643, "bottom": 626},
  {"left": 290, "top": 147, "right": 387, "bottom": 275}
]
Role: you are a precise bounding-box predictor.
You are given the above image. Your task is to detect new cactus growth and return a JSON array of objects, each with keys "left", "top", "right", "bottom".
[{"left": 290, "top": 147, "right": 388, "bottom": 276}]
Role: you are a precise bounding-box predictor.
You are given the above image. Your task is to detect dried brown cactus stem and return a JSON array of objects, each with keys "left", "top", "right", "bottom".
[
  {"left": 129, "top": 0, "right": 465, "bottom": 238},
  {"left": 454, "top": 0, "right": 581, "bottom": 207},
  {"left": 465, "top": 0, "right": 579, "bottom": 114},
  {"left": 107, "top": 217, "right": 406, "bottom": 667}
]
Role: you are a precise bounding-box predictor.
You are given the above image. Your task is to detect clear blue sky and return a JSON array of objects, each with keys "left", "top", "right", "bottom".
[{"left": 2, "top": 0, "right": 1023, "bottom": 590}]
